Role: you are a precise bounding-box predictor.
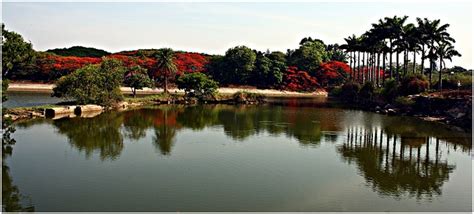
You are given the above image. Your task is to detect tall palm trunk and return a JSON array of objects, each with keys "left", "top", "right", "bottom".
[
  {"left": 438, "top": 56, "right": 443, "bottom": 91},
  {"left": 382, "top": 52, "right": 386, "bottom": 85},
  {"left": 413, "top": 51, "right": 416, "bottom": 73},
  {"left": 421, "top": 45, "right": 425, "bottom": 75},
  {"left": 358, "top": 51, "right": 361, "bottom": 81},
  {"left": 396, "top": 51, "right": 400, "bottom": 81},
  {"left": 429, "top": 41, "right": 434, "bottom": 89},
  {"left": 377, "top": 52, "right": 380, "bottom": 86},
  {"left": 403, "top": 49, "right": 408, "bottom": 76},
  {"left": 389, "top": 39, "right": 393, "bottom": 78},
  {"left": 164, "top": 75, "right": 169, "bottom": 94},
  {"left": 362, "top": 52, "right": 365, "bottom": 83}
]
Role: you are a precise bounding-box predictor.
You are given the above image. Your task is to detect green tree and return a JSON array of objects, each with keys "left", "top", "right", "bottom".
[
  {"left": 1, "top": 23, "right": 36, "bottom": 79},
  {"left": 252, "top": 51, "right": 285, "bottom": 88},
  {"left": 124, "top": 65, "right": 153, "bottom": 97},
  {"left": 288, "top": 39, "right": 328, "bottom": 73},
  {"left": 435, "top": 42, "right": 461, "bottom": 90},
  {"left": 154, "top": 48, "right": 177, "bottom": 94},
  {"left": 223, "top": 46, "right": 257, "bottom": 84},
  {"left": 176, "top": 72, "right": 218, "bottom": 100},
  {"left": 52, "top": 57, "right": 125, "bottom": 105}
]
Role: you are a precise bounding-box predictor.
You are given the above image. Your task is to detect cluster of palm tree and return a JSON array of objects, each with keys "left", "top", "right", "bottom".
[{"left": 342, "top": 16, "right": 461, "bottom": 90}]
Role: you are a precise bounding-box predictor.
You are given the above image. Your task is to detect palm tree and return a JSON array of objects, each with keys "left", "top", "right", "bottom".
[
  {"left": 342, "top": 34, "right": 358, "bottom": 79},
  {"left": 384, "top": 16, "right": 408, "bottom": 79},
  {"left": 416, "top": 18, "right": 429, "bottom": 75},
  {"left": 436, "top": 42, "right": 461, "bottom": 90},
  {"left": 154, "top": 48, "right": 177, "bottom": 94},
  {"left": 406, "top": 25, "right": 422, "bottom": 74},
  {"left": 424, "top": 19, "right": 453, "bottom": 89}
]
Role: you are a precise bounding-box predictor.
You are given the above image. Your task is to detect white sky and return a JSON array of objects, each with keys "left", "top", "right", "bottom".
[{"left": 2, "top": 1, "right": 473, "bottom": 68}]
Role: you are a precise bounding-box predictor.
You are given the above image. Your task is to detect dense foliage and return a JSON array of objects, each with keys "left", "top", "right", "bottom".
[
  {"left": 123, "top": 66, "right": 153, "bottom": 97},
  {"left": 2, "top": 16, "right": 467, "bottom": 95},
  {"left": 176, "top": 72, "right": 218, "bottom": 100},
  {"left": 46, "top": 46, "right": 110, "bottom": 57},
  {"left": 52, "top": 58, "right": 125, "bottom": 105},
  {"left": 2, "top": 24, "right": 36, "bottom": 79}
]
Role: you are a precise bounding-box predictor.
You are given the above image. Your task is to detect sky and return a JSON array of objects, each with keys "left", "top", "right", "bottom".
[{"left": 2, "top": 2, "right": 473, "bottom": 68}]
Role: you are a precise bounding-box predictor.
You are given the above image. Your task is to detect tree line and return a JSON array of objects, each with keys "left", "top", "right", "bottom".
[{"left": 341, "top": 15, "right": 462, "bottom": 90}]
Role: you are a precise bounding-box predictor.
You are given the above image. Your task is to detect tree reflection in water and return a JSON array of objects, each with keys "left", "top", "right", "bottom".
[
  {"left": 53, "top": 112, "right": 125, "bottom": 160},
  {"left": 4, "top": 104, "right": 472, "bottom": 210},
  {"left": 338, "top": 126, "right": 469, "bottom": 200},
  {"left": 2, "top": 119, "right": 35, "bottom": 211}
]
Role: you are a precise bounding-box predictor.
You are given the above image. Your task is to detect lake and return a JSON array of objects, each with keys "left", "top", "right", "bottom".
[{"left": 2, "top": 99, "right": 472, "bottom": 211}]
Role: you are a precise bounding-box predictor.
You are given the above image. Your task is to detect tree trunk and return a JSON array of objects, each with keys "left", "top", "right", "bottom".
[
  {"left": 404, "top": 49, "right": 408, "bottom": 76},
  {"left": 164, "top": 75, "right": 169, "bottom": 94},
  {"left": 421, "top": 45, "right": 425, "bottom": 75},
  {"left": 396, "top": 51, "right": 400, "bottom": 81},
  {"left": 389, "top": 39, "right": 393, "bottom": 78},
  {"left": 413, "top": 51, "right": 416, "bottom": 74},
  {"left": 358, "top": 51, "right": 361, "bottom": 82},
  {"left": 439, "top": 56, "right": 443, "bottom": 91},
  {"left": 362, "top": 52, "right": 365, "bottom": 83},
  {"left": 377, "top": 52, "right": 380, "bottom": 86},
  {"left": 382, "top": 52, "right": 386, "bottom": 85}
]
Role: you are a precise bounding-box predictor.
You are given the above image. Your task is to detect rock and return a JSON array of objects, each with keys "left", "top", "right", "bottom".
[
  {"left": 384, "top": 104, "right": 394, "bottom": 109},
  {"left": 387, "top": 108, "right": 397, "bottom": 115}
]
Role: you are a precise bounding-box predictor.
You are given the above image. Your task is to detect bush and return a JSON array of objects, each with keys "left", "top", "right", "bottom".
[
  {"left": 442, "top": 73, "right": 472, "bottom": 90},
  {"left": 359, "top": 82, "right": 375, "bottom": 103},
  {"left": 232, "top": 91, "right": 265, "bottom": 103},
  {"left": 400, "top": 74, "right": 428, "bottom": 95},
  {"left": 394, "top": 96, "right": 415, "bottom": 107},
  {"left": 52, "top": 57, "right": 125, "bottom": 106},
  {"left": 340, "top": 81, "right": 361, "bottom": 103},
  {"left": 176, "top": 72, "right": 218, "bottom": 100},
  {"left": 381, "top": 78, "right": 400, "bottom": 102}
]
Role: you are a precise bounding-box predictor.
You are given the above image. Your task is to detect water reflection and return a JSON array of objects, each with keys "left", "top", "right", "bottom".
[
  {"left": 338, "top": 126, "right": 466, "bottom": 200},
  {"left": 2, "top": 120, "right": 35, "bottom": 211},
  {"left": 6, "top": 104, "right": 472, "bottom": 210},
  {"left": 53, "top": 113, "right": 125, "bottom": 160}
]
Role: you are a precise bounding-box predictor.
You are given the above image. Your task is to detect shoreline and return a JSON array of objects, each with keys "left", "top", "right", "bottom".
[{"left": 6, "top": 83, "right": 328, "bottom": 97}]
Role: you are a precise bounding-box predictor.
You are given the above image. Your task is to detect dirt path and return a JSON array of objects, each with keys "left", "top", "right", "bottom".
[{"left": 7, "top": 83, "right": 327, "bottom": 97}]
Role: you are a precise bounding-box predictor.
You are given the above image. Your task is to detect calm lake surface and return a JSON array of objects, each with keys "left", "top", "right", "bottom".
[
  {"left": 2, "top": 98, "right": 472, "bottom": 211},
  {"left": 3, "top": 91, "right": 63, "bottom": 108}
]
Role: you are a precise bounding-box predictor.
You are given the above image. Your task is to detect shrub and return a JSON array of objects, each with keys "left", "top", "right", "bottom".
[
  {"left": 232, "top": 91, "right": 265, "bottom": 103},
  {"left": 394, "top": 96, "right": 415, "bottom": 107},
  {"left": 176, "top": 72, "right": 218, "bottom": 100},
  {"left": 400, "top": 74, "right": 428, "bottom": 95},
  {"left": 340, "top": 81, "right": 361, "bottom": 103},
  {"left": 442, "top": 73, "right": 472, "bottom": 90},
  {"left": 52, "top": 57, "right": 125, "bottom": 106},
  {"left": 359, "top": 82, "right": 375, "bottom": 102},
  {"left": 381, "top": 78, "right": 400, "bottom": 102}
]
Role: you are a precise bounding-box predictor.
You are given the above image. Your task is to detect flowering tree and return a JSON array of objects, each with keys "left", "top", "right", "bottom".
[
  {"left": 317, "top": 61, "right": 351, "bottom": 87},
  {"left": 283, "top": 66, "right": 320, "bottom": 92}
]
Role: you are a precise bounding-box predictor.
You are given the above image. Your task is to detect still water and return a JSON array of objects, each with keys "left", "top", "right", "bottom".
[
  {"left": 2, "top": 91, "right": 63, "bottom": 108},
  {"left": 3, "top": 103, "right": 472, "bottom": 211}
]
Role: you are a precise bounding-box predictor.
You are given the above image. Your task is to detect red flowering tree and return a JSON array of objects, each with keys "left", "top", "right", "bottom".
[
  {"left": 283, "top": 66, "right": 320, "bottom": 92},
  {"left": 36, "top": 54, "right": 102, "bottom": 81},
  {"left": 174, "top": 53, "right": 209, "bottom": 75},
  {"left": 317, "top": 60, "right": 351, "bottom": 87}
]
